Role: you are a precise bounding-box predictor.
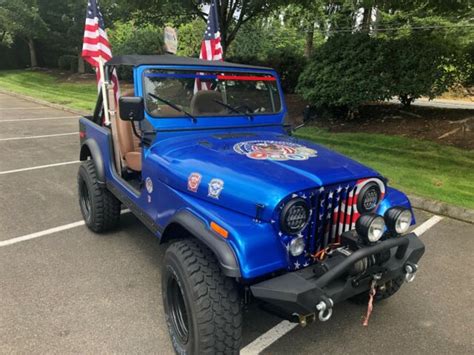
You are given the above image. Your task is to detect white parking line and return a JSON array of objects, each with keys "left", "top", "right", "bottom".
[
  {"left": 0, "top": 107, "right": 49, "bottom": 110},
  {"left": 0, "top": 161, "right": 80, "bottom": 175},
  {"left": 0, "top": 210, "right": 130, "bottom": 248},
  {"left": 0, "top": 116, "right": 78, "bottom": 123},
  {"left": 240, "top": 321, "right": 298, "bottom": 355},
  {"left": 0, "top": 221, "right": 87, "bottom": 247},
  {"left": 240, "top": 214, "right": 443, "bottom": 355},
  {"left": 0, "top": 132, "right": 76, "bottom": 141},
  {"left": 413, "top": 215, "right": 443, "bottom": 236}
]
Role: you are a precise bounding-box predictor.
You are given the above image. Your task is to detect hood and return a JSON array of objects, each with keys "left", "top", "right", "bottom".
[{"left": 149, "top": 131, "right": 380, "bottom": 221}]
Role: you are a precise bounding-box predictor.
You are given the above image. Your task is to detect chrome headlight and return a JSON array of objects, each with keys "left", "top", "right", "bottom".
[
  {"left": 289, "top": 236, "right": 306, "bottom": 256},
  {"left": 357, "top": 182, "right": 381, "bottom": 214},
  {"left": 385, "top": 207, "right": 412, "bottom": 234},
  {"left": 356, "top": 214, "right": 385, "bottom": 243},
  {"left": 280, "top": 198, "right": 310, "bottom": 235}
]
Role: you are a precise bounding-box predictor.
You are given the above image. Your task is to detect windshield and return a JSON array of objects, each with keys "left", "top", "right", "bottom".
[{"left": 143, "top": 69, "right": 282, "bottom": 118}]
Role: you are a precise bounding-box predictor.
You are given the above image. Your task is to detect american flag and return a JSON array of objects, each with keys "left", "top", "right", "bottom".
[
  {"left": 195, "top": 0, "right": 223, "bottom": 91},
  {"left": 81, "top": 0, "right": 119, "bottom": 115}
]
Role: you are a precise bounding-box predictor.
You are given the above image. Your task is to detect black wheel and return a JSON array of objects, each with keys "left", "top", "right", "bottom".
[
  {"left": 162, "top": 239, "right": 242, "bottom": 354},
  {"left": 77, "top": 160, "right": 121, "bottom": 232},
  {"left": 350, "top": 276, "right": 404, "bottom": 304}
]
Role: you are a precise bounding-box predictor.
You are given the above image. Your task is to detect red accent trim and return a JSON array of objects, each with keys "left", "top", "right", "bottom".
[{"left": 217, "top": 75, "right": 276, "bottom": 81}]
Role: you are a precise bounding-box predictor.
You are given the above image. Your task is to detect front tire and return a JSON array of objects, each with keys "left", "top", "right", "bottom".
[
  {"left": 77, "top": 160, "right": 121, "bottom": 232},
  {"left": 162, "top": 239, "right": 242, "bottom": 354}
]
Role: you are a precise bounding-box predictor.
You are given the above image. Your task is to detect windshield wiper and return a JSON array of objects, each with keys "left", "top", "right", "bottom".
[
  {"left": 213, "top": 99, "right": 254, "bottom": 121},
  {"left": 148, "top": 93, "right": 197, "bottom": 123}
]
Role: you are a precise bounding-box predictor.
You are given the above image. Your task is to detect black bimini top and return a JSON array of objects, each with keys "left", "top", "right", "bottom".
[{"left": 106, "top": 54, "right": 271, "bottom": 71}]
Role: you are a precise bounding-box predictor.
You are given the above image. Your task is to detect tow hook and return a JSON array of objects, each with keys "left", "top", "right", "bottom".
[
  {"left": 316, "top": 297, "right": 334, "bottom": 322},
  {"left": 404, "top": 263, "right": 418, "bottom": 283}
]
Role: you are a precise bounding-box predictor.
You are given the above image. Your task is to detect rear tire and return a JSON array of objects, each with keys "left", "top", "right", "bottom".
[
  {"left": 350, "top": 276, "right": 404, "bottom": 304},
  {"left": 77, "top": 160, "right": 121, "bottom": 232},
  {"left": 162, "top": 239, "right": 242, "bottom": 354}
]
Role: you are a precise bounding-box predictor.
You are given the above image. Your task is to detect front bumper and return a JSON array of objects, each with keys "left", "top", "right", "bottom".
[{"left": 250, "top": 233, "right": 425, "bottom": 316}]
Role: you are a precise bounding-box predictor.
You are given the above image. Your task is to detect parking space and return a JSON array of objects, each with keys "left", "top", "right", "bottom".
[
  {"left": 1, "top": 93, "right": 473, "bottom": 354},
  {"left": 0, "top": 165, "right": 80, "bottom": 239},
  {"left": 0, "top": 135, "right": 77, "bottom": 171},
  {"left": 0, "top": 117, "right": 78, "bottom": 140}
]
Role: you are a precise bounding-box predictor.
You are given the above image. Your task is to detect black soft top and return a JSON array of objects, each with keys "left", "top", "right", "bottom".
[{"left": 106, "top": 54, "right": 271, "bottom": 70}]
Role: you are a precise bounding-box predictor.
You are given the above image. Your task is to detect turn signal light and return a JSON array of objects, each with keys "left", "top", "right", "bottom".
[{"left": 210, "top": 221, "right": 228, "bottom": 239}]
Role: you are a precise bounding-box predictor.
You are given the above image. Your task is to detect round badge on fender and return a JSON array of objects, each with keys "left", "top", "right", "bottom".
[{"left": 145, "top": 177, "right": 153, "bottom": 194}]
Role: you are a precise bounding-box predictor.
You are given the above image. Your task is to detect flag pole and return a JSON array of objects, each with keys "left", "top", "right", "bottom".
[
  {"left": 98, "top": 56, "right": 111, "bottom": 126},
  {"left": 98, "top": 55, "right": 122, "bottom": 172}
]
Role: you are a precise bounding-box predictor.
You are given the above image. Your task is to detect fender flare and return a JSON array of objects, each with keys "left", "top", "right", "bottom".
[
  {"left": 80, "top": 138, "right": 106, "bottom": 186},
  {"left": 165, "top": 210, "right": 241, "bottom": 278}
]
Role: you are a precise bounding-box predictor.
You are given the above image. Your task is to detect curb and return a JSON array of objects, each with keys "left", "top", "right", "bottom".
[
  {"left": 0, "top": 89, "right": 89, "bottom": 116},
  {"left": 409, "top": 194, "right": 474, "bottom": 224}
]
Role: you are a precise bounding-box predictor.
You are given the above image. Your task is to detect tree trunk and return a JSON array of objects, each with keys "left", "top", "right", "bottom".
[
  {"left": 362, "top": 8, "right": 371, "bottom": 32},
  {"left": 304, "top": 27, "right": 314, "bottom": 58},
  {"left": 27, "top": 38, "right": 38, "bottom": 68},
  {"left": 78, "top": 55, "right": 85, "bottom": 74}
]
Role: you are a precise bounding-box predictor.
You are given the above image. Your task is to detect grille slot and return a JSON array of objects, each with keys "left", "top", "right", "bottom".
[{"left": 305, "top": 183, "right": 358, "bottom": 254}]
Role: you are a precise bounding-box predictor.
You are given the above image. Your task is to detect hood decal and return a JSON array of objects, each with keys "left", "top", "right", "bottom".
[{"left": 233, "top": 140, "right": 317, "bottom": 161}]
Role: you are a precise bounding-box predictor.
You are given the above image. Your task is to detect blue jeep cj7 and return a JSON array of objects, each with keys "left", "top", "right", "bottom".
[{"left": 78, "top": 55, "right": 425, "bottom": 354}]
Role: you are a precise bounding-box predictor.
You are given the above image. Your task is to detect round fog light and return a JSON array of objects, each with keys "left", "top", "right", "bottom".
[
  {"left": 356, "top": 214, "right": 386, "bottom": 244},
  {"left": 289, "top": 236, "right": 305, "bottom": 256},
  {"left": 385, "top": 207, "right": 412, "bottom": 234}
]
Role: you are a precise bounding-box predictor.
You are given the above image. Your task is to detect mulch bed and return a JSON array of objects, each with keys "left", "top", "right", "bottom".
[{"left": 286, "top": 94, "right": 474, "bottom": 150}]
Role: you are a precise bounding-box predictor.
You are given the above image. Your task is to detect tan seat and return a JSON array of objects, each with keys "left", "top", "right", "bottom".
[
  {"left": 190, "top": 91, "right": 227, "bottom": 116},
  {"left": 116, "top": 90, "right": 142, "bottom": 172}
]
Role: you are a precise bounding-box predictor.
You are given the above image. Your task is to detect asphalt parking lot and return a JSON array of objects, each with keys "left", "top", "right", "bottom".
[{"left": 1, "top": 93, "right": 473, "bottom": 354}]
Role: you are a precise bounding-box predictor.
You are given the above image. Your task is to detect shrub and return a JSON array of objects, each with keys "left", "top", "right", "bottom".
[
  {"left": 58, "top": 55, "right": 78, "bottom": 72},
  {"left": 177, "top": 20, "right": 206, "bottom": 57},
  {"left": 109, "top": 21, "right": 164, "bottom": 56},
  {"left": 297, "top": 34, "right": 390, "bottom": 111},
  {"left": 108, "top": 21, "right": 164, "bottom": 80},
  {"left": 384, "top": 33, "right": 459, "bottom": 106},
  {"left": 297, "top": 32, "right": 466, "bottom": 110}
]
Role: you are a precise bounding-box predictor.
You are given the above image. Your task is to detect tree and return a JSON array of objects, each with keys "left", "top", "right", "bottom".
[
  {"left": 0, "top": 0, "right": 48, "bottom": 67},
  {"left": 282, "top": 1, "right": 332, "bottom": 57},
  {"left": 120, "top": 0, "right": 299, "bottom": 54}
]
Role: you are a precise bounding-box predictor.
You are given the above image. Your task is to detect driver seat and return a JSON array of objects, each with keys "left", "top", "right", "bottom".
[
  {"left": 115, "top": 90, "right": 142, "bottom": 172},
  {"left": 191, "top": 91, "right": 226, "bottom": 116}
]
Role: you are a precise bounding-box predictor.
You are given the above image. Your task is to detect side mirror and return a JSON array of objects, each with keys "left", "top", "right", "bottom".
[{"left": 118, "top": 96, "right": 144, "bottom": 122}]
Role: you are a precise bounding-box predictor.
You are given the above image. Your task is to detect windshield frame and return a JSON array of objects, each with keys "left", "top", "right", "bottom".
[{"left": 140, "top": 66, "right": 284, "bottom": 120}]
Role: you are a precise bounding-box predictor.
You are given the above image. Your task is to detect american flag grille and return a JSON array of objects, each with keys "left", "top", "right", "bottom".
[{"left": 304, "top": 182, "right": 359, "bottom": 255}]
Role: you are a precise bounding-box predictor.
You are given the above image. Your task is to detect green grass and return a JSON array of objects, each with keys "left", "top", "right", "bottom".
[
  {"left": 296, "top": 127, "right": 474, "bottom": 210},
  {"left": 0, "top": 70, "right": 96, "bottom": 111}
]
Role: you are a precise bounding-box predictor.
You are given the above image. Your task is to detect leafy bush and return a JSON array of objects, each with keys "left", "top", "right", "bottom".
[
  {"left": 297, "top": 34, "right": 390, "bottom": 110},
  {"left": 298, "top": 32, "right": 467, "bottom": 110},
  {"left": 177, "top": 20, "right": 206, "bottom": 57},
  {"left": 384, "top": 33, "right": 460, "bottom": 105},
  {"left": 108, "top": 21, "right": 164, "bottom": 80},
  {"left": 109, "top": 21, "right": 164, "bottom": 56},
  {"left": 58, "top": 55, "right": 77, "bottom": 72}
]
